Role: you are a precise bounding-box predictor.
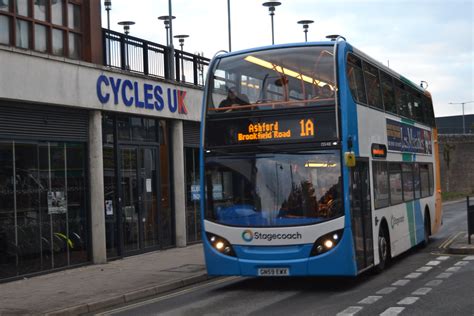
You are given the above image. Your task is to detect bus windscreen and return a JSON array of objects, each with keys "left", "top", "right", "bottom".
[
  {"left": 204, "top": 150, "right": 343, "bottom": 227},
  {"left": 207, "top": 46, "right": 336, "bottom": 113}
]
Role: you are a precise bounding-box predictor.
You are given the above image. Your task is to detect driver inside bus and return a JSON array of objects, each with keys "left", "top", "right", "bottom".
[{"left": 218, "top": 86, "right": 249, "bottom": 110}]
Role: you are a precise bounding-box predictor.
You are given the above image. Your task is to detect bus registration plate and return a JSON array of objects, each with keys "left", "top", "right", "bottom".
[{"left": 258, "top": 268, "right": 289, "bottom": 276}]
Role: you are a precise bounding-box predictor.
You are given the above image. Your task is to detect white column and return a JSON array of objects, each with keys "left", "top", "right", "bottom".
[
  {"left": 171, "top": 120, "right": 187, "bottom": 247},
  {"left": 89, "top": 110, "right": 107, "bottom": 263}
]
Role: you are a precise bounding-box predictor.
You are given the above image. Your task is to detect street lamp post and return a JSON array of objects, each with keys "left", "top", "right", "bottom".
[
  {"left": 262, "top": 1, "right": 281, "bottom": 45},
  {"left": 158, "top": 15, "right": 176, "bottom": 46},
  {"left": 449, "top": 101, "right": 474, "bottom": 134},
  {"left": 227, "top": 0, "right": 232, "bottom": 52},
  {"left": 297, "top": 20, "right": 314, "bottom": 42},
  {"left": 104, "top": 1, "right": 112, "bottom": 66},
  {"left": 118, "top": 21, "right": 135, "bottom": 70},
  {"left": 174, "top": 34, "right": 189, "bottom": 82}
]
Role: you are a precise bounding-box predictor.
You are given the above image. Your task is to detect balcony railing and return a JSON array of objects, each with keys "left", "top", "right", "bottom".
[{"left": 103, "top": 29, "right": 210, "bottom": 86}]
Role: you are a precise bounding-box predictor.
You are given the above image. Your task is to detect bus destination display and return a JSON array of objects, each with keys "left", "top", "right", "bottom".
[{"left": 206, "top": 112, "right": 337, "bottom": 147}]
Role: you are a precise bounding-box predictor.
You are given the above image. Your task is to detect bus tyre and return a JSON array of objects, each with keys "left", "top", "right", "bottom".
[
  {"left": 421, "top": 213, "right": 430, "bottom": 248},
  {"left": 375, "top": 227, "right": 389, "bottom": 273}
]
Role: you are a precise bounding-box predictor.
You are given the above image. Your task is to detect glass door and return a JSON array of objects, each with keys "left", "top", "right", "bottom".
[
  {"left": 120, "top": 147, "right": 159, "bottom": 253},
  {"left": 120, "top": 148, "right": 139, "bottom": 252},
  {"left": 350, "top": 159, "right": 374, "bottom": 271}
]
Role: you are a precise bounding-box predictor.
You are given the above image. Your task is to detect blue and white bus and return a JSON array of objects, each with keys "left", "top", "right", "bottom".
[{"left": 199, "top": 37, "right": 442, "bottom": 277}]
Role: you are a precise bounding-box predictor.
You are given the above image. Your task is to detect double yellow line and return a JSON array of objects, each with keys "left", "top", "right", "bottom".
[{"left": 439, "top": 232, "right": 464, "bottom": 249}]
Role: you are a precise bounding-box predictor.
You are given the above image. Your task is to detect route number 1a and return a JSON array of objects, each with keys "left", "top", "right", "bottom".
[{"left": 299, "top": 119, "right": 314, "bottom": 137}]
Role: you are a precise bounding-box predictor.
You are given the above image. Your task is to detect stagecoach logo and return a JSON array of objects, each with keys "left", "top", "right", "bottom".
[
  {"left": 241, "top": 229, "right": 303, "bottom": 242},
  {"left": 391, "top": 215, "right": 405, "bottom": 229},
  {"left": 242, "top": 230, "right": 254, "bottom": 242}
]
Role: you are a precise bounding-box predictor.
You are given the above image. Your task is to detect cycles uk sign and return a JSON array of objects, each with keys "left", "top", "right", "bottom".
[{"left": 96, "top": 75, "right": 188, "bottom": 115}]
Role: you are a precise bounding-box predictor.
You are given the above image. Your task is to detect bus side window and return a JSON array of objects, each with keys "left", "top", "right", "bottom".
[
  {"left": 380, "top": 71, "right": 397, "bottom": 114},
  {"left": 363, "top": 62, "right": 383, "bottom": 110},
  {"left": 346, "top": 54, "right": 367, "bottom": 104}
]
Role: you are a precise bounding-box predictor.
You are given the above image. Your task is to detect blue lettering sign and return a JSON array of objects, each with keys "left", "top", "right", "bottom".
[
  {"left": 96, "top": 75, "right": 110, "bottom": 103},
  {"left": 122, "top": 80, "right": 134, "bottom": 107},
  {"left": 154, "top": 85, "right": 164, "bottom": 111},
  {"left": 95, "top": 75, "right": 187, "bottom": 115}
]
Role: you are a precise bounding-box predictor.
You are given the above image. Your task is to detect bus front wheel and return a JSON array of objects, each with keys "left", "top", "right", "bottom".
[{"left": 375, "top": 226, "right": 390, "bottom": 273}]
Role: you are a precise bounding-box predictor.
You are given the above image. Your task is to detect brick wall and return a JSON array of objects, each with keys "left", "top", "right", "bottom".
[{"left": 438, "top": 134, "right": 474, "bottom": 193}]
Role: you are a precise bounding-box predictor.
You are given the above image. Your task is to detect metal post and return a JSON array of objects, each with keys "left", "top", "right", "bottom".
[
  {"left": 262, "top": 2, "right": 281, "bottom": 45},
  {"left": 168, "top": 0, "right": 175, "bottom": 81},
  {"left": 449, "top": 101, "right": 474, "bottom": 134},
  {"left": 227, "top": 0, "right": 232, "bottom": 52},
  {"left": 104, "top": 1, "right": 112, "bottom": 66}
]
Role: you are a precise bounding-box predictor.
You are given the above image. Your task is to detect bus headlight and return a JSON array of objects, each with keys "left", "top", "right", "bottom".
[
  {"left": 310, "top": 229, "right": 343, "bottom": 257},
  {"left": 206, "top": 233, "right": 236, "bottom": 257}
]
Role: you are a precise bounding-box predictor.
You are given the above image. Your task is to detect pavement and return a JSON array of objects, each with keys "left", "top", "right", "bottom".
[
  {"left": 1, "top": 221, "right": 473, "bottom": 315},
  {"left": 0, "top": 244, "right": 212, "bottom": 316}
]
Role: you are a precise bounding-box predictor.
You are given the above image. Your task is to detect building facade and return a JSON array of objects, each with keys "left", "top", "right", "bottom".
[{"left": 0, "top": 0, "right": 205, "bottom": 281}]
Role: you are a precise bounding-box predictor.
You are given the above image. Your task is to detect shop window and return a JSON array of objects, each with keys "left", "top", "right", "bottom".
[
  {"left": 185, "top": 147, "right": 201, "bottom": 244},
  {"left": 0, "top": 141, "right": 88, "bottom": 280}
]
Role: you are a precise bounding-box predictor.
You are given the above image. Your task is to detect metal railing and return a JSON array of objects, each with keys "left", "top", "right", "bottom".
[{"left": 103, "top": 29, "right": 210, "bottom": 86}]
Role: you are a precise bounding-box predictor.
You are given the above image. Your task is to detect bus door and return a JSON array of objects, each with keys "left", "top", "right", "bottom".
[{"left": 350, "top": 159, "right": 374, "bottom": 271}]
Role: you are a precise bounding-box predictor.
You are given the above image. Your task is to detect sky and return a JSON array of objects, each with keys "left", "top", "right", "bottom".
[{"left": 102, "top": 0, "right": 473, "bottom": 118}]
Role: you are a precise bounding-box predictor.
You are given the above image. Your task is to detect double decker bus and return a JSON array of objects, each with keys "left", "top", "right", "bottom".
[{"left": 199, "top": 37, "right": 442, "bottom": 276}]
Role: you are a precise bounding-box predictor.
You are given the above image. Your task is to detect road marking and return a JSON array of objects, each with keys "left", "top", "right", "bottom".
[
  {"left": 463, "top": 256, "right": 474, "bottom": 261},
  {"left": 392, "top": 279, "right": 410, "bottom": 286},
  {"left": 358, "top": 296, "right": 383, "bottom": 304},
  {"left": 446, "top": 266, "right": 461, "bottom": 272},
  {"left": 405, "top": 272, "right": 422, "bottom": 279},
  {"left": 416, "top": 266, "right": 433, "bottom": 272},
  {"left": 455, "top": 261, "right": 469, "bottom": 266},
  {"left": 336, "top": 306, "right": 363, "bottom": 316},
  {"left": 412, "top": 287, "right": 432, "bottom": 295},
  {"left": 436, "top": 256, "right": 450, "bottom": 261},
  {"left": 439, "top": 232, "right": 463, "bottom": 249},
  {"left": 376, "top": 287, "right": 397, "bottom": 295},
  {"left": 397, "top": 297, "right": 419, "bottom": 305},
  {"left": 380, "top": 307, "right": 405, "bottom": 316},
  {"left": 95, "top": 276, "right": 240, "bottom": 315},
  {"left": 426, "top": 260, "right": 441, "bottom": 266},
  {"left": 436, "top": 272, "right": 453, "bottom": 279},
  {"left": 425, "top": 279, "right": 443, "bottom": 286}
]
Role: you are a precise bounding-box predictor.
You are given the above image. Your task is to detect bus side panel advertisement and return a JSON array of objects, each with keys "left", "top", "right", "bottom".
[{"left": 386, "top": 119, "right": 432, "bottom": 154}]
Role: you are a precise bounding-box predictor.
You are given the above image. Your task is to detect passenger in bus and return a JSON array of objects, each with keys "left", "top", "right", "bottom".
[
  {"left": 218, "top": 86, "right": 249, "bottom": 110},
  {"left": 319, "top": 84, "right": 334, "bottom": 99}
]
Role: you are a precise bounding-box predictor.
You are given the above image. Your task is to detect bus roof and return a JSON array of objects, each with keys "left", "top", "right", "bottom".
[{"left": 212, "top": 40, "right": 431, "bottom": 97}]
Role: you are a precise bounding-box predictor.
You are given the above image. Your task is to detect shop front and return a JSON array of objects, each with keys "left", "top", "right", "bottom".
[{"left": 0, "top": 103, "right": 89, "bottom": 280}]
